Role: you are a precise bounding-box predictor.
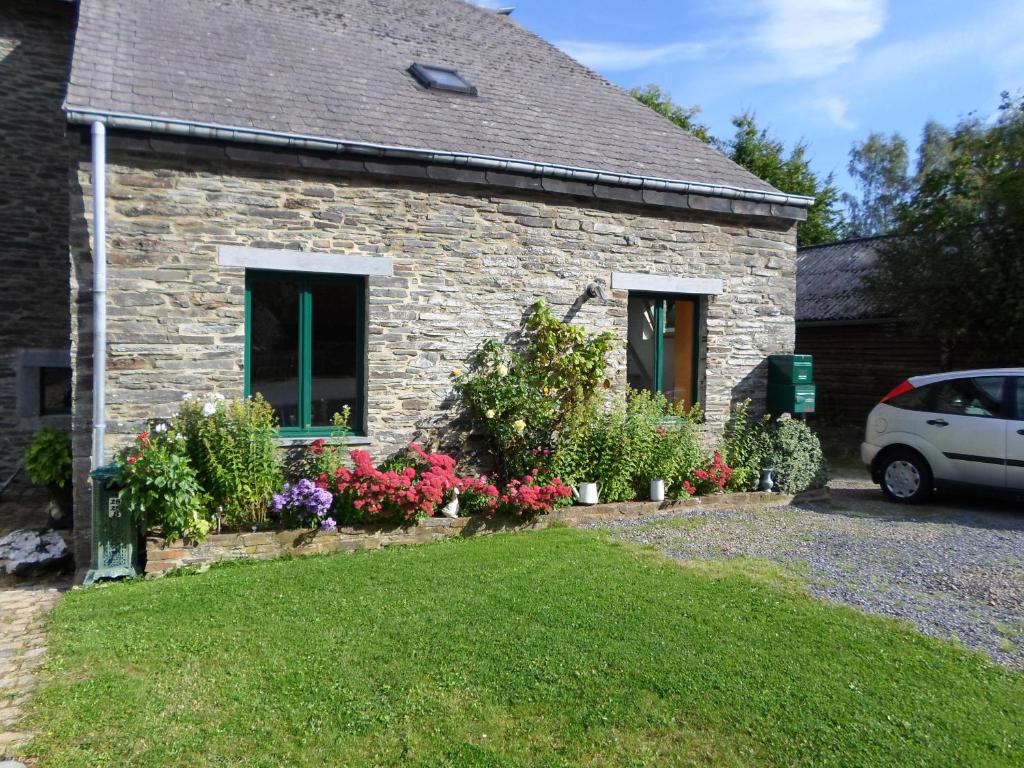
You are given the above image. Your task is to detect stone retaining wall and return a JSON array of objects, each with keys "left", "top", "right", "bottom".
[{"left": 145, "top": 488, "right": 830, "bottom": 575}]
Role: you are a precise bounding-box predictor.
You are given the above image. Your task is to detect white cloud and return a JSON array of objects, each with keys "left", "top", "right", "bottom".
[
  {"left": 557, "top": 0, "right": 886, "bottom": 81},
  {"left": 835, "top": 0, "right": 1024, "bottom": 91},
  {"left": 818, "top": 96, "right": 857, "bottom": 129},
  {"left": 741, "top": 0, "right": 886, "bottom": 80},
  {"left": 555, "top": 40, "right": 710, "bottom": 72}
]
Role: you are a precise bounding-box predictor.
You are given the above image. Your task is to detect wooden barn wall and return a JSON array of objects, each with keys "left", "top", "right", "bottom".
[{"left": 796, "top": 321, "right": 942, "bottom": 425}]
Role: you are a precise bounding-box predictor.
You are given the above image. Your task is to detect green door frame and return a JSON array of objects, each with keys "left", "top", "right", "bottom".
[{"left": 634, "top": 292, "right": 700, "bottom": 405}]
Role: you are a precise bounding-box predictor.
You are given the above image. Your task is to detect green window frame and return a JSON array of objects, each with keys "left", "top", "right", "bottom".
[
  {"left": 626, "top": 293, "right": 701, "bottom": 408},
  {"left": 244, "top": 270, "right": 366, "bottom": 437}
]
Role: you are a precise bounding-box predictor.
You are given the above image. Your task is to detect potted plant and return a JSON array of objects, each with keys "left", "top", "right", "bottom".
[
  {"left": 23, "top": 427, "right": 73, "bottom": 528},
  {"left": 648, "top": 425, "right": 678, "bottom": 502}
]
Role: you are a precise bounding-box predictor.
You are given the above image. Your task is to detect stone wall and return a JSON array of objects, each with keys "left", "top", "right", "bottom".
[
  {"left": 0, "top": 2, "right": 72, "bottom": 505},
  {"left": 145, "top": 489, "right": 827, "bottom": 575},
  {"left": 69, "top": 143, "right": 798, "bottom": 565}
]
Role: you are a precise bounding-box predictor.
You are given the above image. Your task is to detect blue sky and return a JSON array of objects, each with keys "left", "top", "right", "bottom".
[{"left": 475, "top": 0, "right": 1024, "bottom": 195}]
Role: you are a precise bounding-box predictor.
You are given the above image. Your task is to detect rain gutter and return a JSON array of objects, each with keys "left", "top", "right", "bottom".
[{"left": 65, "top": 107, "right": 815, "bottom": 209}]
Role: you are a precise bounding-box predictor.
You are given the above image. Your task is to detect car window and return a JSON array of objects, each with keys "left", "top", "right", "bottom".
[
  {"left": 1016, "top": 378, "right": 1024, "bottom": 420},
  {"left": 887, "top": 383, "right": 936, "bottom": 411},
  {"left": 931, "top": 376, "right": 1005, "bottom": 418}
]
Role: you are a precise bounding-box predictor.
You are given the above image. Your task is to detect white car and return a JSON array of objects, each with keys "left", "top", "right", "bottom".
[{"left": 861, "top": 368, "right": 1024, "bottom": 503}]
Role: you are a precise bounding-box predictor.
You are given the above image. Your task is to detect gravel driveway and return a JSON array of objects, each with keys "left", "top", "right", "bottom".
[{"left": 592, "top": 471, "right": 1024, "bottom": 669}]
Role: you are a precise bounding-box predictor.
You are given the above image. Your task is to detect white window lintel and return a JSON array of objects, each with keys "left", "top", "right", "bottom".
[
  {"left": 611, "top": 271, "right": 723, "bottom": 295},
  {"left": 218, "top": 246, "right": 393, "bottom": 277}
]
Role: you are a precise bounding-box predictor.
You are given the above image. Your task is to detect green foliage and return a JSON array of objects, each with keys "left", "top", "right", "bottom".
[
  {"left": 287, "top": 408, "right": 351, "bottom": 482},
  {"left": 843, "top": 132, "right": 913, "bottom": 237},
  {"left": 177, "top": 394, "right": 282, "bottom": 527},
  {"left": 630, "top": 84, "right": 718, "bottom": 146},
  {"left": 552, "top": 391, "right": 703, "bottom": 502},
  {"left": 760, "top": 417, "right": 829, "bottom": 493},
  {"left": 23, "top": 427, "right": 72, "bottom": 488},
  {"left": 455, "top": 300, "right": 613, "bottom": 478},
  {"left": 719, "top": 400, "right": 772, "bottom": 492},
  {"left": 113, "top": 426, "right": 209, "bottom": 542},
  {"left": 865, "top": 94, "right": 1024, "bottom": 367},
  {"left": 727, "top": 112, "right": 845, "bottom": 247}
]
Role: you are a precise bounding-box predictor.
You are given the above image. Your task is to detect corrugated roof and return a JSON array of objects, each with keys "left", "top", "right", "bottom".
[
  {"left": 796, "top": 237, "right": 887, "bottom": 322},
  {"left": 65, "top": 0, "right": 789, "bottom": 199}
]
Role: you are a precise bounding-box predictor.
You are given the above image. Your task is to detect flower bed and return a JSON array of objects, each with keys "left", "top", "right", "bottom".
[
  {"left": 117, "top": 302, "right": 830, "bottom": 563},
  {"left": 144, "top": 487, "right": 830, "bottom": 576}
]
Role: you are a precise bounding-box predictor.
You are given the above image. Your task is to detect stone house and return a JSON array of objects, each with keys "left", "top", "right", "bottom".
[{"left": 1, "top": 0, "right": 812, "bottom": 575}]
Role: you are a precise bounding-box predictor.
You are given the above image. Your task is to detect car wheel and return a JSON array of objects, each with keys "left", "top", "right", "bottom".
[{"left": 879, "top": 450, "right": 932, "bottom": 504}]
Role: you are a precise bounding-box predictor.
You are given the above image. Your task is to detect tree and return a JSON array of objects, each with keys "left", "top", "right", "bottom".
[
  {"left": 727, "top": 113, "right": 845, "bottom": 247},
  {"left": 629, "top": 90, "right": 845, "bottom": 246},
  {"left": 864, "top": 93, "right": 1024, "bottom": 367},
  {"left": 629, "top": 84, "right": 717, "bottom": 146},
  {"left": 843, "top": 132, "right": 912, "bottom": 237},
  {"left": 916, "top": 120, "right": 954, "bottom": 179}
]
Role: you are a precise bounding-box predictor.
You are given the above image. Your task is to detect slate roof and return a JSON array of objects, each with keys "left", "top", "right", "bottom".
[
  {"left": 796, "top": 237, "right": 888, "bottom": 322},
  {"left": 65, "top": 0, "right": 789, "bottom": 199}
]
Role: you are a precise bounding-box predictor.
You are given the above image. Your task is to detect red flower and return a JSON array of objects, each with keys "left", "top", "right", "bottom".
[
  {"left": 139, "top": 431, "right": 149, "bottom": 443},
  {"left": 127, "top": 455, "right": 138, "bottom": 465},
  {"left": 310, "top": 438, "right": 326, "bottom": 455}
]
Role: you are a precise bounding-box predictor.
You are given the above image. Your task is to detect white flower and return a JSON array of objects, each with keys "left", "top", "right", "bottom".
[
  {"left": 201, "top": 401, "right": 217, "bottom": 417},
  {"left": 182, "top": 392, "right": 193, "bottom": 402},
  {"left": 485, "top": 409, "right": 496, "bottom": 419},
  {"left": 496, "top": 364, "right": 508, "bottom": 377},
  {"left": 213, "top": 392, "right": 226, "bottom": 401},
  {"left": 513, "top": 418, "right": 526, "bottom": 434},
  {"left": 154, "top": 422, "right": 169, "bottom": 433}
]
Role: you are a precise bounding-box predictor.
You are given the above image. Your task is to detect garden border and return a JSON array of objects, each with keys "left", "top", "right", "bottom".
[{"left": 145, "top": 488, "right": 830, "bottom": 576}]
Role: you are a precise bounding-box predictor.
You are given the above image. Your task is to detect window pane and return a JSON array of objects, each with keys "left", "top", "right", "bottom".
[
  {"left": 627, "top": 296, "right": 657, "bottom": 393},
  {"left": 932, "top": 377, "right": 1005, "bottom": 418},
  {"left": 1017, "top": 379, "right": 1024, "bottom": 419},
  {"left": 887, "top": 384, "right": 934, "bottom": 411},
  {"left": 661, "top": 299, "right": 696, "bottom": 408},
  {"left": 249, "top": 278, "right": 301, "bottom": 428},
  {"left": 39, "top": 366, "right": 71, "bottom": 416},
  {"left": 309, "top": 279, "right": 360, "bottom": 427}
]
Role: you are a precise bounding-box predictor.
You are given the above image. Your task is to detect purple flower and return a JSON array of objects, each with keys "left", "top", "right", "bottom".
[
  {"left": 272, "top": 478, "right": 334, "bottom": 528},
  {"left": 320, "top": 517, "right": 337, "bottom": 532}
]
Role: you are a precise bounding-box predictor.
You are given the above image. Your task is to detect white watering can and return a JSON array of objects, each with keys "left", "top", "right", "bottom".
[
  {"left": 650, "top": 478, "right": 665, "bottom": 502},
  {"left": 572, "top": 481, "right": 601, "bottom": 505},
  {"left": 440, "top": 487, "right": 460, "bottom": 518}
]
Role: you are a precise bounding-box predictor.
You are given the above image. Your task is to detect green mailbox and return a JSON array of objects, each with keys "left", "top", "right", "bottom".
[
  {"left": 83, "top": 464, "right": 141, "bottom": 585},
  {"left": 768, "top": 354, "right": 816, "bottom": 415}
]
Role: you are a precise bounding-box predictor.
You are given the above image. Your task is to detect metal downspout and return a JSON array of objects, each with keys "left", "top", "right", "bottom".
[{"left": 91, "top": 121, "right": 107, "bottom": 469}]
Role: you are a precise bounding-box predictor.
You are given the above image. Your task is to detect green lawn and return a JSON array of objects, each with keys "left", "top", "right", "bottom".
[{"left": 24, "top": 528, "right": 1023, "bottom": 767}]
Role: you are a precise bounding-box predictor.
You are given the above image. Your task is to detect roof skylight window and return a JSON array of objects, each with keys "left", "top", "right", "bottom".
[{"left": 408, "top": 63, "right": 477, "bottom": 96}]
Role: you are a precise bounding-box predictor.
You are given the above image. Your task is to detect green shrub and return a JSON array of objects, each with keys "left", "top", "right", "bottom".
[
  {"left": 761, "top": 417, "right": 829, "bottom": 493},
  {"left": 24, "top": 427, "right": 72, "bottom": 488},
  {"left": 552, "top": 391, "right": 703, "bottom": 503},
  {"left": 177, "top": 394, "right": 282, "bottom": 527},
  {"left": 455, "top": 300, "right": 613, "bottom": 479},
  {"left": 113, "top": 425, "right": 210, "bottom": 542},
  {"left": 286, "top": 408, "right": 351, "bottom": 483},
  {"left": 719, "top": 400, "right": 772, "bottom": 492}
]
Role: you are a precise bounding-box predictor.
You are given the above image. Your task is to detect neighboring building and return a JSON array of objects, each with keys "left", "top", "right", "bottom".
[
  {"left": 2, "top": 0, "right": 813, "bottom": 574},
  {"left": 0, "top": 0, "right": 74, "bottom": 519},
  {"left": 795, "top": 237, "right": 941, "bottom": 425}
]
